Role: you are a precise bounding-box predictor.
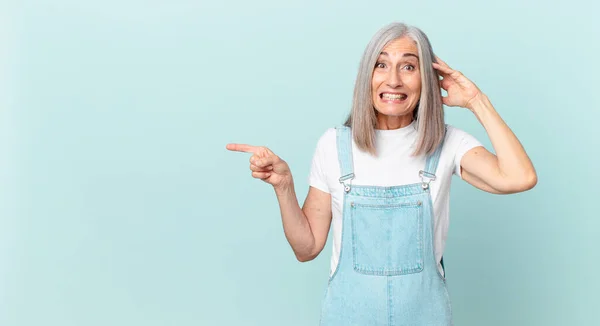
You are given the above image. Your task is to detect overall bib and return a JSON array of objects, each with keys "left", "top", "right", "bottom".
[{"left": 319, "top": 126, "right": 452, "bottom": 326}]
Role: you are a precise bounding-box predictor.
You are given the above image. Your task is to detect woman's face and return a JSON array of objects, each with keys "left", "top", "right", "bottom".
[{"left": 371, "top": 37, "right": 422, "bottom": 119}]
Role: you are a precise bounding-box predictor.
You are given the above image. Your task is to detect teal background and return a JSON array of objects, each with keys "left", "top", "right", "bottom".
[{"left": 2, "top": 0, "right": 599, "bottom": 325}]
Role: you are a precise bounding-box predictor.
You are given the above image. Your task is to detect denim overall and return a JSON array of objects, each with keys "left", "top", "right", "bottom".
[{"left": 319, "top": 126, "right": 452, "bottom": 326}]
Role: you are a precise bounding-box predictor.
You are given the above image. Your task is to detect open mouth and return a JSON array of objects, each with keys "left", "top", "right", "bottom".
[{"left": 380, "top": 92, "right": 408, "bottom": 101}]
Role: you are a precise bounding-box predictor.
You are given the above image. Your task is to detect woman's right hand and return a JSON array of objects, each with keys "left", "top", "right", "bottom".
[
  {"left": 227, "top": 142, "right": 333, "bottom": 262},
  {"left": 226, "top": 143, "right": 293, "bottom": 191}
]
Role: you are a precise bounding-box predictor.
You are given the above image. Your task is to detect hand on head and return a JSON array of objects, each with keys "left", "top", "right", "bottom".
[{"left": 432, "top": 56, "right": 482, "bottom": 110}]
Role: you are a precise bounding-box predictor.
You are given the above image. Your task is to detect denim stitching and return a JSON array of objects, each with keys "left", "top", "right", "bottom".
[{"left": 351, "top": 202, "right": 424, "bottom": 276}]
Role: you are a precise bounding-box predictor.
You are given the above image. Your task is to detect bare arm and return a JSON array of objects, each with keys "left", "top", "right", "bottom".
[
  {"left": 460, "top": 94, "right": 537, "bottom": 194},
  {"left": 274, "top": 184, "right": 332, "bottom": 262},
  {"left": 433, "top": 57, "right": 537, "bottom": 194},
  {"left": 226, "top": 143, "right": 332, "bottom": 262}
]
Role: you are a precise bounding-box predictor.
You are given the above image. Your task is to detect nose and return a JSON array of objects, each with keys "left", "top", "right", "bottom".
[{"left": 386, "top": 69, "right": 403, "bottom": 88}]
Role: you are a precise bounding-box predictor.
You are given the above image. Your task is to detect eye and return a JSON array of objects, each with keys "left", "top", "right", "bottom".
[
  {"left": 375, "top": 62, "right": 386, "bottom": 69},
  {"left": 404, "top": 64, "right": 416, "bottom": 71}
]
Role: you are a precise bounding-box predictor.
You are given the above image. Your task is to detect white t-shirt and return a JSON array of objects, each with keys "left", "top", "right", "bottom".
[{"left": 307, "top": 121, "right": 483, "bottom": 277}]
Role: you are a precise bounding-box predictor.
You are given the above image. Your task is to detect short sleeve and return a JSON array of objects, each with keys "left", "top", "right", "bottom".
[
  {"left": 308, "top": 129, "right": 333, "bottom": 194},
  {"left": 450, "top": 127, "right": 484, "bottom": 179}
]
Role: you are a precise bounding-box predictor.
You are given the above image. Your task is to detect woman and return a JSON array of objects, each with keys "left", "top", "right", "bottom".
[{"left": 227, "top": 22, "right": 536, "bottom": 325}]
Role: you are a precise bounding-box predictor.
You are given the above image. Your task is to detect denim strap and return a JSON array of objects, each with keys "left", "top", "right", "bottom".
[
  {"left": 420, "top": 125, "right": 448, "bottom": 189},
  {"left": 335, "top": 126, "right": 354, "bottom": 191}
]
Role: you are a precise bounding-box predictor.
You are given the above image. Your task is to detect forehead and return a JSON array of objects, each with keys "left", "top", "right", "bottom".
[{"left": 380, "top": 37, "right": 418, "bottom": 56}]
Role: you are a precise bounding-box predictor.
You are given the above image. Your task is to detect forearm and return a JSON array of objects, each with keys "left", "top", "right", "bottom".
[
  {"left": 468, "top": 94, "right": 537, "bottom": 186},
  {"left": 274, "top": 180, "right": 316, "bottom": 261}
]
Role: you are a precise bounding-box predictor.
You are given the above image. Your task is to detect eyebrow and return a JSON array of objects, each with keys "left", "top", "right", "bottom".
[{"left": 379, "top": 52, "right": 419, "bottom": 59}]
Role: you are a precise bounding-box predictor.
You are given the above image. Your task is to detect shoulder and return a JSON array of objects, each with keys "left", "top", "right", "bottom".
[
  {"left": 444, "top": 124, "right": 470, "bottom": 141},
  {"left": 442, "top": 124, "right": 484, "bottom": 173},
  {"left": 322, "top": 127, "right": 338, "bottom": 140},
  {"left": 443, "top": 124, "right": 481, "bottom": 149},
  {"left": 314, "top": 127, "right": 338, "bottom": 150}
]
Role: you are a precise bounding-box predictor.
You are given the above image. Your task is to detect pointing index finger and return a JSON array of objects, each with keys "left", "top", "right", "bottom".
[{"left": 226, "top": 143, "right": 259, "bottom": 153}]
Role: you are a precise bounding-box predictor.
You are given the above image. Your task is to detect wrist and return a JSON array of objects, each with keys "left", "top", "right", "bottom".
[
  {"left": 274, "top": 176, "right": 294, "bottom": 195},
  {"left": 466, "top": 92, "right": 490, "bottom": 114}
]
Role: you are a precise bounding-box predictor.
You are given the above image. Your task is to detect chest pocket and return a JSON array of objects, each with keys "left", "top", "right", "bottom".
[{"left": 350, "top": 200, "right": 424, "bottom": 276}]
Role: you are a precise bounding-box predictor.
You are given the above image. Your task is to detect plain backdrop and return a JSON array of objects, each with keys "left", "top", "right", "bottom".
[{"left": 2, "top": 1, "right": 599, "bottom": 325}]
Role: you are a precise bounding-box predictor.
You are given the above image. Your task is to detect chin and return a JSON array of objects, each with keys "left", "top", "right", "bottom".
[{"left": 375, "top": 105, "right": 415, "bottom": 117}]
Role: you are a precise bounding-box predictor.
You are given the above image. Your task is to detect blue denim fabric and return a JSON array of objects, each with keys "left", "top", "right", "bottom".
[{"left": 319, "top": 126, "right": 452, "bottom": 326}]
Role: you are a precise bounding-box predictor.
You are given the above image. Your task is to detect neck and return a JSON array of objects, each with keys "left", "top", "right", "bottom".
[{"left": 375, "top": 113, "right": 413, "bottom": 130}]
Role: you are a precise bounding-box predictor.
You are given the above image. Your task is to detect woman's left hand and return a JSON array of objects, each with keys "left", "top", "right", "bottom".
[{"left": 432, "top": 56, "right": 482, "bottom": 111}]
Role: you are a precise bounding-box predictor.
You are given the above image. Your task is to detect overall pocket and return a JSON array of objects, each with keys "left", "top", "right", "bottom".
[{"left": 350, "top": 200, "right": 424, "bottom": 276}]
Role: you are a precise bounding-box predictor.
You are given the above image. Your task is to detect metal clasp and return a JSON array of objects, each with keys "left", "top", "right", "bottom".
[
  {"left": 339, "top": 173, "right": 354, "bottom": 193},
  {"left": 419, "top": 170, "right": 436, "bottom": 190}
]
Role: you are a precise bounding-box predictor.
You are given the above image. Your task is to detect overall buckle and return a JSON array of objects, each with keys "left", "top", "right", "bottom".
[
  {"left": 339, "top": 173, "right": 355, "bottom": 193},
  {"left": 419, "top": 170, "right": 436, "bottom": 190}
]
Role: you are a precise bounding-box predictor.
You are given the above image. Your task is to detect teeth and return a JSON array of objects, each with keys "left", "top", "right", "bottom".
[{"left": 382, "top": 93, "right": 407, "bottom": 100}]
